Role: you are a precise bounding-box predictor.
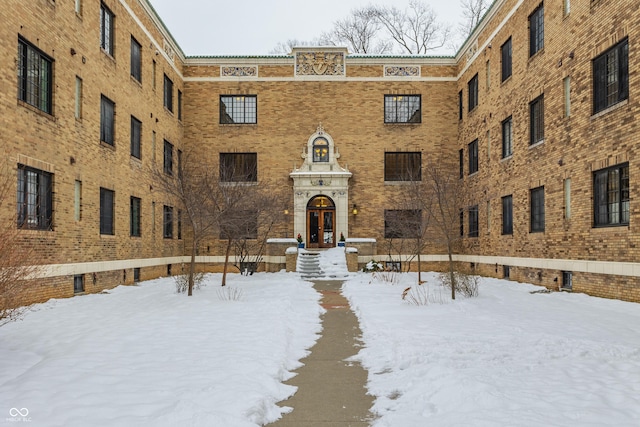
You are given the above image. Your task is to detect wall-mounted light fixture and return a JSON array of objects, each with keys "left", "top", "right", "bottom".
[
  {"left": 283, "top": 209, "right": 289, "bottom": 215},
  {"left": 352, "top": 204, "right": 358, "bottom": 215}
]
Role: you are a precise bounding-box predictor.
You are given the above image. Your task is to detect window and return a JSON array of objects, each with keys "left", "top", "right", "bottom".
[
  {"left": 100, "top": 3, "right": 114, "bottom": 56},
  {"left": 385, "top": 261, "right": 402, "bottom": 272},
  {"left": 219, "top": 153, "right": 257, "bottom": 182},
  {"left": 163, "top": 74, "right": 173, "bottom": 112},
  {"left": 468, "top": 74, "right": 478, "bottom": 111},
  {"left": 593, "top": 38, "right": 629, "bottom": 114},
  {"left": 163, "top": 205, "right": 173, "bottom": 238},
  {"left": 177, "top": 149, "right": 182, "bottom": 178},
  {"left": 502, "top": 195, "right": 513, "bottom": 235},
  {"left": 133, "top": 268, "right": 140, "bottom": 283},
  {"left": 501, "top": 37, "right": 512, "bottom": 82},
  {"left": 459, "top": 149, "right": 464, "bottom": 178},
  {"left": 502, "top": 116, "right": 513, "bottom": 158},
  {"left": 529, "top": 4, "right": 544, "bottom": 57},
  {"left": 468, "top": 205, "right": 479, "bottom": 237},
  {"left": 384, "top": 152, "right": 421, "bottom": 181},
  {"left": 561, "top": 271, "right": 573, "bottom": 290},
  {"left": 74, "top": 275, "right": 84, "bottom": 293},
  {"left": 313, "top": 138, "right": 329, "bottom": 162},
  {"left": 468, "top": 139, "right": 478, "bottom": 175},
  {"left": 130, "top": 196, "right": 141, "bottom": 237},
  {"left": 163, "top": 140, "right": 173, "bottom": 175},
  {"left": 384, "top": 210, "right": 422, "bottom": 239},
  {"left": 100, "top": 188, "right": 115, "bottom": 235},
  {"left": 100, "top": 95, "right": 115, "bottom": 145},
  {"left": 530, "top": 95, "right": 544, "bottom": 145},
  {"left": 177, "top": 210, "right": 182, "bottom": 240},
  {"left": 458, "top": 90, "right": 463, "bottom": 120},
  {"left": 74, "top": 180, "right": 82, "bottom": 221},
  {"left": 130, "top": 36, "right": 142, "bottom": 82},
  {"left": 177, "top": 90, "right": 183, "bottom": 120},
  {"left": 130, "top": 116, "right": 141, "bottom": 159},
  {"left": 152, "top": 60, "right": 156, "bottom": 90},
  {"left": 220, "top": 95, "right": 257, "bottom": 124},
  {"left": 17, "top": 165, "right": 53, "bottom": 230},
  {"left": 564, "top": 178, "right": 571, "bottom": 219},
  {"left": 384, "top": 95, "right": 421, "bottom": 123},
  {"left": 459, "top": 210, "right": 464, "bottom": 237},
  {"left": 594, "top": 163, "right": 629, "bottom": 227},
  {"left": 503, "top": 265, "right": 510, "bottom": 279},
  {"left": 75, "top": 76, "right": 82, "bottom": 119},
  {"left": 530, "top": 186, "right": 545, "bottom": 232},
  {"left": 17, "top": 37, "right": 53, "bottom": 114},
  {"left": 564, "top": 76, "right": 571, "bottom": 117}
]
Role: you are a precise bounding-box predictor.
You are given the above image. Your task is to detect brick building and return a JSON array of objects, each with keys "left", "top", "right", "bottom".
[{"left": 1, "top": 0, "right": 638, "bottom": 303}]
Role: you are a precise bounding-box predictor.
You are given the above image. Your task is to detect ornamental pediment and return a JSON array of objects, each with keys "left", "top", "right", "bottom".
[{"left": 292, "top": 47, "right": 347, "bottom": 77}]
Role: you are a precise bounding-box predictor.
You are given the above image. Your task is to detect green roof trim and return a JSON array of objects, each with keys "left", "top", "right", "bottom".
[{"left": 140, "top": 0, "right": 186, "bottom": 58}]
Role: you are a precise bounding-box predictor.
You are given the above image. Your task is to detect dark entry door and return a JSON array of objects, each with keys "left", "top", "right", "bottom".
[{"left": 307, "top": 209, "right": 334, "bottom": 248}]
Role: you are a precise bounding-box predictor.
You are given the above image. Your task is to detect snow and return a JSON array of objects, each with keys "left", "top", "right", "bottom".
[
  {"left": 0, "top": 273, "right": 322, "bottom": 427},
  {"left": 2, "top": 253, "right": 640, "bottom": 427},
  {"left": 342, "top": 271, "right": 640, "bottom": 427}
]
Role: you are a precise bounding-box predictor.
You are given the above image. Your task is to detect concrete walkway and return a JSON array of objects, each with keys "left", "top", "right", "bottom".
[{"left": 269, "top": 280, "right": 373, "bottom": 426}]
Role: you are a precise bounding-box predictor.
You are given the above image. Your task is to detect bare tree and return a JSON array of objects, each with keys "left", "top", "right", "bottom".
[
  {"left": 372, "top": 0, "right": 451, "bottom": 54},
  {"left": 0, "top": 165, "right": 42, "bottom": 325},
  {"left": 459, "top": 0, "right": 490, "bottom": 39},
  {"left": 150, "top": 150, "right": 218, "bottom": 296},
  {"left": 318, "top": 6, "right": 393, "bottom": 54},
  {"left": 422, "top": 159, "right": 466, "bottom": 299}
]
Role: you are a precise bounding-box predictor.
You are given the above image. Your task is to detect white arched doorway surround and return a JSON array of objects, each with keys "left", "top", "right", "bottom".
[{"left": 289, "top": 124, "right": 352, "bottom": 247}]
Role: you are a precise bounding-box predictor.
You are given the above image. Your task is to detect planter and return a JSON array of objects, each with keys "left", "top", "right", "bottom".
[
  {"left": 298, "top": 243, "right": 305, "bottom": 248},
  {"left": 338, "top": 241, "right": 345, "bottom": 247}
]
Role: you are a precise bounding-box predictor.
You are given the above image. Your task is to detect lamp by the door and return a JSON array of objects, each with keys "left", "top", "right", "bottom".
[{"left": 352, "top": 204, "right": 358, "bottom": 215}]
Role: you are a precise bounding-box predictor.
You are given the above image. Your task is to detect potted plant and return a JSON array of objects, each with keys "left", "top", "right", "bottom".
[
  {"left": 338, "top": 232, "right": 346, "bottom": 247},
  {"left": 297, "top": 233, "right": 304, "bottom": 248}
]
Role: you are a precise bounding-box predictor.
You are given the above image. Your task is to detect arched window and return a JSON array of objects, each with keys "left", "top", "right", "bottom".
[{"left": 312, "top": 137, "right": 329, "bottom": 162}]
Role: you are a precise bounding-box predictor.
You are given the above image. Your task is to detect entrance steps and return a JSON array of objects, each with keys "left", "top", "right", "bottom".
[
  {"left": 297, "top": 248, "right": 349, "bottom": 279},
  {"left": 297, "top": 251, "right": 323, "bottom": 279}
]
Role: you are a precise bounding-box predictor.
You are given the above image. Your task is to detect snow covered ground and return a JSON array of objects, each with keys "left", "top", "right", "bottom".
[
  {"left": 343, "top": 271, "right": 640, "bottom": 426},
  {"left": 0, "top": 273, "right": 323, "bottom": 427},
  {"left": 2, "top": 251, "right": 640, "bottom": 426}
]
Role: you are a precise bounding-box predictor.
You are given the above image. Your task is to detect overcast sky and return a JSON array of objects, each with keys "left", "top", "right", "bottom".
[{"left": 148, "top": 0, "right": 464, "bottom": 57}]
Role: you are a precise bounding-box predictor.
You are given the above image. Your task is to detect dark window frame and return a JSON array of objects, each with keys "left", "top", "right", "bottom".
[
  {"left": 384, "top": 152, "right": 422, "bottom": 181},
  {"left": 177, "top": 209, "right": 182, "bottom": 240},
  {"left": 219, "top": 152, "right": 258, "bottom": 182},
  {"left": 130, "top": 196, "right": 141, "bottom": 237},
  {"left": 163, "top": 205, "right": 173, "bottom": 239},
  {"left": 502, "top": 195, "right": 513, "bottom": 235},
  {"left": 17, "top": 165, "right": 53, "bottom": 230},
  {"left": 459, "top": 149, "right": 464, "bottom": 178},
  {"left": 502, "top": 116, "right": 513, "bottom": 158},
  {"left": 17, "top": 37, "right": 53, "bottom": 114},
  {"left": 530, "top": 94, "right": 544, "bottom": 145},
  {"left": 100, "top": 3, "right": 114, "bottom": 56},
  {"left": 130, "top": 36, "right": 142, "bottom": 82},
  {"left": 177, "top": 89, "right": 183, "bottom": 120},
  {"left": 384, "top": 209, "right": 422, "bottom": 239},
  {"left": 74, "top": 274, "right": 85, "bottom": 293},
  {"left": 163, "top": 140, "right": 173, "bottom": 175},
  {"left": 163, "top": 74, "right": 173, "bottom": 112},
  {"left": 593, "top": 163, "right": 629, "bottom": 227},
  {"left": 220, "top": 95, "right": 257, "bottom": 124},
  {"left": 130, "top": 115, "right": 141, "bottom": 159},
  {"left": 384, "top": 94, "right": 421, "bottom": 124},
  {"left": 100, "top": 95, "right": 115, "bottom": 146},
  {"left": 458, "top": 90, "right": 463, "bottom": 120},
  {"left": 529, "top": 4, "right": 544, "bottom": 57},
  {"left": 501, "top": 37, "right": 512, "bottom": 82},
  {"left": 530, "top": 186, "right": 545, "bottom": 233},
  {"left": 100, "top": 187, "right": 115, "bottom": 235},
  {"left": 468, "top": 139, "right": 479, "bottom": 175},
  {"left": 468, "top": 205, "right": 479, "bottom": 237},
  {"left": 593, "top": 38, "right": 629, "bottom": 114},
  {"left": 468, "top": 74, "right": 479, "bottom": 111}
]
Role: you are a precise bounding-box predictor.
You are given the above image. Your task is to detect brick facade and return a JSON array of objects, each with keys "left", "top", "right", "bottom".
[{"left": 1, "top": 0, "right": 638, "bottom": 303}]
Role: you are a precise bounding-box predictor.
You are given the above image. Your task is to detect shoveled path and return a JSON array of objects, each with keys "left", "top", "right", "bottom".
[{"left": 269, "top": 280, "right": 373, "bottom": 426}]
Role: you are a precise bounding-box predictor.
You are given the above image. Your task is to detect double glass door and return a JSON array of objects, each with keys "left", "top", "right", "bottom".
[{"left": 307, "top": 209, "right": 334, "bottom": 248}]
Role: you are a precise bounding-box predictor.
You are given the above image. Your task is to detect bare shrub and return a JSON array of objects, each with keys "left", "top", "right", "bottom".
[
  {"left": 217, "top": 286, "right": 244, "bottom": 301},
  {"left": 372, "top": 270, "right": 401, "bottom": 286},
  {"left": 175, "top": 272, "right": 205, "bottom": 294},
  {"left": 438, "top": 271, "right": 479, "bottom": 298},
  {"left": 401, "top": 282, "right": 446, "bottom": 306}
]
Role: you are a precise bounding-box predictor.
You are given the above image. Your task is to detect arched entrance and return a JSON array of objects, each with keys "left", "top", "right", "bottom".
[{"left": 307, "top": 195, "right": 335, "bottom": 248}]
